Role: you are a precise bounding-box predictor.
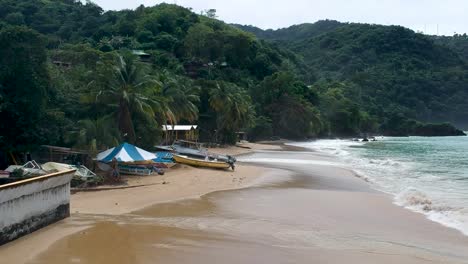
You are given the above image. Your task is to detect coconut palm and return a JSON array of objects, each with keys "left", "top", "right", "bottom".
[
  {"left": 160, "top": 71, "right": 200, "bottom": 123},
  {"left": 94, "top": 54, "right": 165, "bottom": 143},
  {"left": 209, "top": 81, "right": 255, "bottom": 143},
  {"left": 67, "top": 115, "right": 120, "bottom": 153}
]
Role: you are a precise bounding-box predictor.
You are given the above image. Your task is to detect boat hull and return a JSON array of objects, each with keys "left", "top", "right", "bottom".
[
  {"left": 152, "top": 162, "right": 176, "bottom": 169},
  {"left": 173, "top": 155, "right": 231, "bottom": 169},
  {"left": 120, "top": 160, "right": 156, "bottom": 165}
]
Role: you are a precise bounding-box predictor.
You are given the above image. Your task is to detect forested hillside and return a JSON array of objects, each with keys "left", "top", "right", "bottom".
[
  {"left": 234, "top": 20, "right": 343, "bottom": 42},
  {"left": 0, "top": 0, "right": 321, "bottom": 156},
  {"left": 434, "top": 34, "right": 468, "bottom": 62},
  {"left": 239, "top": 21, "right": 468, "bottom": 134},
  {"left": 0, "top": 1, "right": 466, "bottom": 160}
]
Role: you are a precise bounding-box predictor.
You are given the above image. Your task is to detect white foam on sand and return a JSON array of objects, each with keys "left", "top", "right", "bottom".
[
  {"left": 290, "top": 139, "right": 468, "bottom": 237},
  {"left": 395, "top": 187, "right": 468, "bottom": 236},
  {"left": 238, "top": 157, "right": 340, "bottom": 167}
]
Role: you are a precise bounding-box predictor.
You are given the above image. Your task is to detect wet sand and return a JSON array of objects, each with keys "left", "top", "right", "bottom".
[
  {"left": 2, "top": 147, "right": 468, "bottom": 263},
  {"left": 71, "top": 164, "right": 270, "bottom": 215}
]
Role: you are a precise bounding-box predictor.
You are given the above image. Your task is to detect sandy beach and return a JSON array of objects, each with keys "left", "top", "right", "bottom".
[
  {"left": 71, "top": 142, "right": 282, "bottom": 215},
  {"left": 71, "top": 164, "right": 270, "bottom": 215},
  {"left": 1, "top": 142, "right": 468, "bottom": 264},
  {"left": 0, "top": 143, "right": 276, "bottom": 263}
]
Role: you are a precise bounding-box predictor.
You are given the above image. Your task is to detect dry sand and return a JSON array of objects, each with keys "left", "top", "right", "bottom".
[
  {"left": 0, "top": 163, "right": 274, "bottom": 264},
  {"left": 71, "top": 164, "right": 270, "bottom": 215},
  {"left": 0, "top": 143, "right": 276, "bottom": 264},
  {"left": 70, "top": 141, "right": 281, "bottom": 215},
  {"left": 2, "top": 141, "right": 468, "bottom": 264}
]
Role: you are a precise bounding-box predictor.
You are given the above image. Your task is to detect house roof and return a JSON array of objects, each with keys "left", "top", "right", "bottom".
[
  {"left": 162, "top": 125, "right": 198, "bottom": 131},
  {"left": 132, "top": 50, "right": 150, "bottom": 56}
]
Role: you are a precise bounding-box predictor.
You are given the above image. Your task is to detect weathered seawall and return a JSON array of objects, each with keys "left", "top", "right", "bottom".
[{"left": 0, "top": 170, "right": 75, "bottom": 245}]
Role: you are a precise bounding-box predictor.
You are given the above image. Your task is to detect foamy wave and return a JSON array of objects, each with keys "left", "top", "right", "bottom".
[
  {"left": 237, "top": 158, "right": 339, "bottom": 167},
  {"left": 368, "top": 159, "right": 402, "bottom": 167},
  {"left": 395, "top": 188, "right": 434, "bottom": 211},
  {"left": 287, "top": 140, "right": 361, "bottom": 157},
  {"left": 292, "top": 139, "right": 468, "bottom": 237},
  {"left": 427, "top": 211, "right": 468, "bottom": 236},
  {"left": 395, "top": 187, "right": 468, "bottom": 235},
  {"left": 352, "top": 170, "right": 373, "bottom": 183},
  {"left": 395, "top": 188, "right": 463, "bottom": 213}
]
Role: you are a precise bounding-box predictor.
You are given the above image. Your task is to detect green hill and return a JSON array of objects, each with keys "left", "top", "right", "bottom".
[
  {"left": 234, "top": 20, "right": 343, "bottom": 42},
  {"left": 0, "top": 1, "right": 466, "bottom": 162},
  {"left": 239, "top": 21, "right": 468, "bottom": 132},
  {"left": 0, "top": 0, "right": 321, "bottom": 158}
]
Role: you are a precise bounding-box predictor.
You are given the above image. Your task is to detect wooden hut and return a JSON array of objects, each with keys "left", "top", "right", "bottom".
[{"left": 162, "top": 125, "right": 198, "bottom": 143}]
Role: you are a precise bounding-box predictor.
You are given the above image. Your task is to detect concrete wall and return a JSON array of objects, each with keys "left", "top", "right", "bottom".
[{"left": 0, "top": 170, "right": 75, "bottom": 245}]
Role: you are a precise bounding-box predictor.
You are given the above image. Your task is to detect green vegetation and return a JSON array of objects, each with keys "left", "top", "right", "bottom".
[
  {"left": 0, "top": 1, "right": 466, "bottom": 166},
  {"left": 239, "top": 21, "right": 468, "bottom": 136}
]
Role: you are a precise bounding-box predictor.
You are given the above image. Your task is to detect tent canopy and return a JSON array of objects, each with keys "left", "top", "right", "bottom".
[{"left": 96, "top": 143, "right": 157, "bottom": 163}]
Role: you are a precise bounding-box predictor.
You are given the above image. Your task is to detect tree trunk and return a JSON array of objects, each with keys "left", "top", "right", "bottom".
[{"left": 118, "top": 99, "right": 136, "bottom": 144}]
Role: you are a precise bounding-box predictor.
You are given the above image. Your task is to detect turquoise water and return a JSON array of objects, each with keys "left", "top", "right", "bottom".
[{"left": 294, "top": 137, "right": 468, "bottom": 236}]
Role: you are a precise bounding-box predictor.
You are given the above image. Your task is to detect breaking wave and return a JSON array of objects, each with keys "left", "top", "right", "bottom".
[{"left": 290, "top": 138, "right": 468, "bottom": 237}]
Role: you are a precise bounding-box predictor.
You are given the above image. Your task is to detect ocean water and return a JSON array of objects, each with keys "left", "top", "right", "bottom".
[{"left": 291, "top": 137, "right": 468, "bottom": 236}]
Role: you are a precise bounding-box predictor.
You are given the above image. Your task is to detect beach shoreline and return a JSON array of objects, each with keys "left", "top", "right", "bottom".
[
  {"left": 2, "top": 141, "right": 468, "bottom": 264},
  {"left": 0, "top": 142, "right": 280, "bottom": 263}
]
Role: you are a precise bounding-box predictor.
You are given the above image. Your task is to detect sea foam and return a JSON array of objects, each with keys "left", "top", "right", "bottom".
[{"left": 290, "top": 138, "right": 468, "bottom": 237}]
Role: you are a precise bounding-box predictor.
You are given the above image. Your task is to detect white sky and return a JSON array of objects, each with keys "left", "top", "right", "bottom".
[{"left": 91, "top": 0, "right": 468, "bottom": 36}]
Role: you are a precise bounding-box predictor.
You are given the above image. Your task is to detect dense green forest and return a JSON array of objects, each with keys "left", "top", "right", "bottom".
[
  {"left": 238, "top": 21, "right": 468, "bottom": 135},
  {"left": 0, "top": 1, "right": 467, "bottom": 163}
]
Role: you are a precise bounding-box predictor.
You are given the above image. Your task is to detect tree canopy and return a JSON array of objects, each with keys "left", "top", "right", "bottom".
[
  {"left": 240, "top": 21, "right": 468, "bottom": 134},
  {"left": 0, "top": 1, "right": 466, "bottom": 164}
]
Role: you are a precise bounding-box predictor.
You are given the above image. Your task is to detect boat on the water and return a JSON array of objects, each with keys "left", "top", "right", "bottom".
[{"left": 173, "top": 154, "right": 234, "bottom": 170}]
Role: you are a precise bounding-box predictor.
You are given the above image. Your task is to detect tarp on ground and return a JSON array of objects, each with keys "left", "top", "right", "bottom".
[{"left": 96, "top": 143, "right": 157, "bottom": 163}]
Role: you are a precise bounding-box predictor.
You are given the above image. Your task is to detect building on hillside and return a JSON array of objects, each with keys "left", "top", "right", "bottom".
[
  {"left": 52, "top": 61, "right": 72, "bottom": 69},
  {"left": 162, "top": 125, "right": 198, "bottom": 143},
  {"left": 132, "top": 50, "right": 151, "bottom": 62}
]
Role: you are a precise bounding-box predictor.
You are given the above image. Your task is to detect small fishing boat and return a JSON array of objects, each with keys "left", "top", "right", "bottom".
[
  {"left": 117, "top": 164, "right": 163, "bottom": 176},
  {"left": 5, "top": 160, "right": 47, "bottom": 177},
  {"left": 157, "top": 140, "right": 237, "bottom": 165},
  {"left": 151, "top": 152, "right": 176, "bottom": 169},
  {"left": 173, "top": 154, "right": 234, "bottom": 170},
  {"left": 42, "top": 162, "right": 96, "bottom": 180}
]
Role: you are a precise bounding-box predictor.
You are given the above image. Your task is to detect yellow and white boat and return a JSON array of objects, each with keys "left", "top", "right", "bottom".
[{"left": 173, "top": 154, "right": 233, "bottom": 170}]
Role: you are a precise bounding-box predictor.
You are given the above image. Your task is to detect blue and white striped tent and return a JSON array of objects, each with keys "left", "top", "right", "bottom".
[{"left": 96, "top": 143, "right": 157, "bottom": 163}]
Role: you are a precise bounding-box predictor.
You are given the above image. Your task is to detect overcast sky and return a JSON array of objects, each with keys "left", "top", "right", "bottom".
[{"left": 92, "top": 0, "right": 468, "bottom": 36}]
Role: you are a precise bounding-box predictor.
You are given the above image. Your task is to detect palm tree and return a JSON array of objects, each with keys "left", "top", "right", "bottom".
[
  {"left": 94, "top": 54, "right": 164, "bottom": 143},
  {"left": 209, "top": 81, "right": 255, "bottom": 143},
  {"left": 67, "top": 115, "right": 120, "bottom": 154},
  {"left": 160, "top": 71, "right": 200, "bottom": 123}
]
